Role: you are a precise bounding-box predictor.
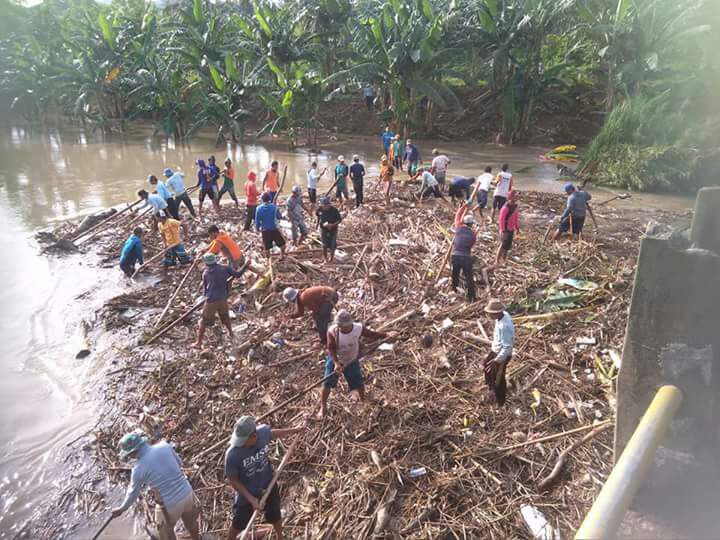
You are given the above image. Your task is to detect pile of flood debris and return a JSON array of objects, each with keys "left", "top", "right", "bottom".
[{"left": 34, "top": 184, "right": 689, "bottom": 539}]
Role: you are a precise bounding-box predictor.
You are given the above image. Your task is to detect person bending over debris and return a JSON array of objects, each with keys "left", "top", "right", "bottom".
[
  {"left": 255, "top": 192, "right": 286, "bottom": 260},
  {"left": 219, "top": 158, "right": 239, "bottom": 208},
  {"left": 164, "top": 168, "right": 196, "bottom": 218},
  {"left": 491, "top": 164, "right": 513, "bottom": 223},
  {"left": 318, "top": 309, "right": 394, "bottom": 418},
  {"left": 286, "top": 185, "right": 310, "bottom": 246},
  {"left": 137, "top": 189, "right": 170, "bottom": 220},
  {"left": 414, "top": 167, "right": 443, "bottom": 199},
  {"left": 195, "top": 252, "right": 246, "bottom": 348},
  {"left": 149, "top": 174, "right": 177, "bottom": 220},
  {"left": 119, "top": 227, "right": 144, "bottom": 278},
  {"left": 282, "top": 286, "right": 339, "bottom": 346},
  {"left": 244, "top": 172, "right": 259, "bottom": 231},
  {"left": 196, "top": 158, "right": 220, "bottom": 217},
  {"left": 483, "top": 299, "right": 515, "bottom": 406},
  {"left": 552, "top": 182, "right": 592, "bottom": 241},
  {"left": 207, "top": 225, "right": 260, "bottom": 273},
  {"left": 224, "top": 416, "right": 303, "bottom": 540},
  {"left": 448, "top": 176, "right": 475, "bottom": 203},
  {"left": 315, "top": 197, "right": 342, "bottom": 263},
  {"left": 111, "top": 432, "right": 201, "bottom": 540},
  {"left": 452, "top": 213, "right": 477, "bottom": 302},
  {"left": 495, "top": 190, "right": 521, "bottom": 266},
  {"left": 158, "top": 214, "right": 191, "bottom": 267}
]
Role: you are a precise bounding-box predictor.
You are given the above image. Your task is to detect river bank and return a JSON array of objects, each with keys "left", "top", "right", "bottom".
[{"left": 28, "top": 183, "right": 690, "bottom": 538}]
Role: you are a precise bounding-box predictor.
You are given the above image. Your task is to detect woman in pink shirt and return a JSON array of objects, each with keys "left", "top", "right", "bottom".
[{"left": 495, "top": 190, "right": 520, "bottom": 266}]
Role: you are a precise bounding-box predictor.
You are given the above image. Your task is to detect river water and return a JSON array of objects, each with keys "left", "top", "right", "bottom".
[{"left": 0, "top": 124, "right": 693, "bottom": 537}]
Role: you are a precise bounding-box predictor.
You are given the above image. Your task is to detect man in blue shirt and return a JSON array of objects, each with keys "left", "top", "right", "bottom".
[
  {"left": 111, "top": 432, "right": 200, "bottom": 540},
  {"left": 224, "top": 416, "right": 303, "bottom": 540},
  {"left": 149, "top": 174, "right": 178, "bottom": 219},
  {"left": 483, "top": 298, "right": 515, "bottom": 406},
  {"left": 119, "top": 227, "right": 144, "bottom": 277},
  {"left": 255, "top": 192, "right": 286, "bottom": 260},
  {"left": 552, "top": 183, "right": 592, "bottom": 241},
  {"left": 196, "top": 158, "right": 220, "bottom": 217},
  {"left": 449, "top": 176, "right": 476, "bottom": 202},
  {"left": 403, "top": 139, "right": 421, "bottom": 177},
  {"left": 349, "top": 155, "right": 366, "bottom": 208},
  {"left": 381, "top": 126, "right": 395, "bottom": 154},
  {"left": 164, "top": 168, "right": 196, "bottom": 219}
]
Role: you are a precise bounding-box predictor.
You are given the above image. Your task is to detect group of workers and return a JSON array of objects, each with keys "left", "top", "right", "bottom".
[{"left": 112, "top": 141, "right": 592, "bottom": 539}]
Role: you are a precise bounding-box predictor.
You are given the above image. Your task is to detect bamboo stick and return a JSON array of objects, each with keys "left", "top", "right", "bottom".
[
  {"left": 131, "top": 243, "right": 179, "bottom": 279},
  {"left": 151, "top": 256, "right": 201, "bottom": 330},
  {"left": 73, "top": 200, "right": 141, "bottom": 242}
]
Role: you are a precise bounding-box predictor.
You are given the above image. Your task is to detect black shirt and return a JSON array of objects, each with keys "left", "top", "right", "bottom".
[
  {"left": 316, "top": 206, "right": 342, "bottom": 229},
  {"left": 349, "top": 163, "right": 365, "bottom": 182}
]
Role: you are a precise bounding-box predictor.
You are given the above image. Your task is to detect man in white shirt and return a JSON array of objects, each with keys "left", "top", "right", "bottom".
[
  {"left": 431, "top": 149, "right": 450, "bottom": 190},
  {"left": 483, "top": 298, "right": 515, "bottom": 406},
  {"left": 306, "top": 161, "right": 325, "bottom": 210},
  {"left": 475, "top": 166, "right": 494, "bottom": 218},
  {"left": 414, "top": 168, "right": 443, "bottom": 199},
  {"left": 491, "top": 163, "right": 513, "bottom": 222}
]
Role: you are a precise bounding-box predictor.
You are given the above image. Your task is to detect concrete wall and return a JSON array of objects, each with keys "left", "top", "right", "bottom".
[{"left": 615, "top": 187, "right": 720, "bottom": 459}]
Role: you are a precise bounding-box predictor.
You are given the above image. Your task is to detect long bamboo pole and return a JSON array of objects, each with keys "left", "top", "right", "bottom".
[
  {"left": 151, "top": 256, "right": 201, "bottom": 330},
  {"left": 131, "top": 243, "right": 179, "bottom": 279}
]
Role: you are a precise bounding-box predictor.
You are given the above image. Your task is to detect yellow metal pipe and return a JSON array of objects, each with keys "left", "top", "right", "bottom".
[{"left": 575, "top": 385, "right": 683, "bottom": 540}]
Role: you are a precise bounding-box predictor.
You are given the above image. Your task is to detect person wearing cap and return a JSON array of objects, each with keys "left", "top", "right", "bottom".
[
  {"left": 158, "top": 214, "right": 192, "bottom": 267},
  {"left": 451, "top": 211, "right": 477, "bottom": 302},
  {"left": 224, "top": 416, "right": 303, "bottom": 540},
  {"left": 413, "top": 167, "right": 443, "bottom": 199},
  {"left": 282, "top": 285, "right": 339, "bottom": 346},
  {"left": 552, "top": 183, "right": 592, "bottom": 241},
  {"left": 164, "top": 168, "right": 196, "bottom": 218},
  {"left": 111, "top": 432, "right": 200, "bottom": 540},
  {"left": 262, "top": 160, "right": 280, "bottom": 202},
  {"left": 448, "top": 176, "right": 476, "bottom": 203},
  {"left": 255, "top": 192, "right": 286, "bottom": 260},
  {"left": 119, "top": 227, "right": 144, "bottom": 278},
  {"left": 149, "top": 174, "right": 178, "bottom": 220},
  {"left": 333, "top": 156, "right": 350, "bottom": 210},
  {"left": 391, "top": 135, "right": 403, "bottom": 171},
  {"left": 381, "top": 126, "right": 395, "bottom": 154},
  {"left": 402, "top": 139, "right": 421, "bottom": 177},
  {"left": 286, "top": 185, "right": 310, "bottom": 246},
  {"left": 431, "top": 149, "right": 450, "bottom": 190},
  {"left": 219, "top": 158, "right": 239, "bottom": 208},
  {"left": 306, "top": 161, "right": 326, "bottom": 210},
  {"left": 483, "top": 299, "right": 515, "bottom": 406},
  {"left": 491, "top": 163, "right": 513, "bottom": 223},
  {"left": 379, "top": 155, "right": 394, "bottom": 206},
  {"left": 196, "top": 158, "right": 220, "bottom": 217},
  {"left": 244, "top": 171, "right": 260, "bottom": 231},
  {"left": 315, "top": 197, "right": 342, "bottom": 263},
  {"left": 496, "top": 190, "right": 521, "bottom": 266},
  {"left": 318, "top": 309, "right": 395, "bottom": 418},
  {"left": 195, "top": 251, "right": 247, "bottom": 348},
  {"left": 349, "top": 155, "right": 366, "bottom": 208}
]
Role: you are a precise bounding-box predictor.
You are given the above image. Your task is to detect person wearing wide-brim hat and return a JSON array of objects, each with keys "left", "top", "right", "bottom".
[
  {"left": 317, "top": 309, "right": 397, "bottom": 418},
  {"left": 482, "top": 299, "right": 515, "bottom": 406},
  {"left": 111, "top": 431, "right": 201, "bottom": 540},
  {"left": 224, "top": 416, "right": 303, "bottom": 539}
]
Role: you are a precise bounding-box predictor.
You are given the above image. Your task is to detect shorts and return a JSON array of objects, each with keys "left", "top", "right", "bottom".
[
  {"left": 313, "top": 299, "right": 336, "bottom": 345},
  {"left": 199, "top": 187, "right": 216, "bottom": 202},
  {"left": 320, "top": 228, "right": 338, "bottom": 250},
  {"left": 232, "top": 485, "right": 282, "bottom": 530},
  {"left": 202, "top": 299, "right": 230, "bottom": 326},
  {"left": 323, "top": 357, "right": 363, "bottom": 391},
  {"left": 493, "top": 195, "right": 507, "bottom": 210},
  {"left": 500, "top": 230, "right": 514, "bottom": 252},
  {"left": 261, "top": 229, "right": 286, "bottom": 250},
  {"left": 477, "top": 189, "right": 488, "bottom": 209},
  {"left": 336, "top": 185, "right": 349, "bottom": 200},
  {"left": 308, "top": 188, "right": 317, "bottom": 204},
  {"left": 559, "top": 215, "right": 585, "bottom": 234},
  {"left": 156, "top": 491, "right": 200, "bottom": 538}
]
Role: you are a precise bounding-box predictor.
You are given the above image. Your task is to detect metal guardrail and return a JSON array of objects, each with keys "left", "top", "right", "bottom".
[{"left": 575, "top": 385, "right": 683, "bottom": 540}]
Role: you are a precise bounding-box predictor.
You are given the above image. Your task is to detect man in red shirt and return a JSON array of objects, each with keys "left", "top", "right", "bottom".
[
  {"left": 244, "top": 172, "right": 259, "bottom": 231},
  {"left": 282, "top": 286, "right": 339, "bottom": 345},
  {"left": 495, "top": 190, "right": 520, "bottom": 266}
]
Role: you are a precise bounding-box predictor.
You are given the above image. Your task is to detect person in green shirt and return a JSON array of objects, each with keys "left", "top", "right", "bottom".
[
  {"left": 218, "top": 158, "right": 239, "bottom": 208},
  {"left": 391, "top": 135, "right": 403, "bottom": 171},
  {"left": 334, "top": 155, "right": 350, "bottom": 211}
]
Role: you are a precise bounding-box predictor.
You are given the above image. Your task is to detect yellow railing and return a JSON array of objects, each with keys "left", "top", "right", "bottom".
[{"left": 575, "top": 385, "right": 683, "bottom": 540}]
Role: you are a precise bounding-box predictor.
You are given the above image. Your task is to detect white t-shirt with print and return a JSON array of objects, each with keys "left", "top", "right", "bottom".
[{"left": 495, "top": 171, "right": 513, "bottom": 198}]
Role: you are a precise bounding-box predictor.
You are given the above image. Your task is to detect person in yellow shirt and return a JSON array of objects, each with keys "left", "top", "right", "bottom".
[
  {"left": 158, "top": 215, "right": 192, "bottom": 266},
  {"left": 379, "top": 155, "right": 394, "bottom": 206}
]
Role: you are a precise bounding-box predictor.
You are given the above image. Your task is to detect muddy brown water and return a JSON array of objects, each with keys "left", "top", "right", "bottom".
[{"left": 0, "top": 124, "right": 693, "bottom": 537}]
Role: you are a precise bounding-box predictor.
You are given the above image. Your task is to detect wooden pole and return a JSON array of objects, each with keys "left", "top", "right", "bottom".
[
  {"left": 151, "top": 256, "right": 201, "bottom": 330},
  {"left": 73, "top": 200, "right": 142, "bottom": 242},
  {"left": 274, "top": 165, "right": 288, "bottom": 203},
  {"left": 144, "top": 298, "right": 204, "bottom": 345},
  {"left": 91, "top": 515, "right": 114, "bottom": 540}
]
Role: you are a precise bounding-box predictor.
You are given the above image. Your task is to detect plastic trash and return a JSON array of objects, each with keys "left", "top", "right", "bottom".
[
  {"left": 408, "top": 467, "right": 427, "bottom": 478},
  {"left": 558, "top": 277, "right": 599, "bottom": 291},
  {"left": 441, "top": 318, "right": 454, "bottom": 330},
  {"left": 520, "top": 505, "right": 561, "bottom": 540},
  {"left": 378, "top": 343, "right": 394, "bottom": 351}
]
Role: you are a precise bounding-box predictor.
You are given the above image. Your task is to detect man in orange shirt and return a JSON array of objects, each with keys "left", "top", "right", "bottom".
[
  {"left": 379, "top": 155, "right": 394, "bottom": 206},
  {"left": 207, "top": 225, "right": 261, "bottom": 273},
  {"left": 244, "top": 172, "right": 259, "bottom": 231},
  {"left": 262, "top": 161, "right": 280, "bottom": 202}
]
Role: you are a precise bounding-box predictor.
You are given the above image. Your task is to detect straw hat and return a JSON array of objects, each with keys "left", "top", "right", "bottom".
[{"left": 484, "top": 298, "right": 505, "bottom": 314}]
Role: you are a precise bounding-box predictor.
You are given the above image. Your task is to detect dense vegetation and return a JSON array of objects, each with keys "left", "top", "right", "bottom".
[{"left": 1, "top": 0, "right": 719, "bottom": 192}]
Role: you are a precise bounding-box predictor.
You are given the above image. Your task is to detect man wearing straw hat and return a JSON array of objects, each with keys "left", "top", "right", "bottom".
[
  {"left": 318, "top": 309, "right": 394, "bottom": 418},
  {"left": 483, "top": 299, "right": 515, "bottom": 406},
  {"left": 224, "top": 416, "right": 303, "bottom": 540},
  {"left": 111, "top": 431, "right": 200, "bottom": 540}
]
